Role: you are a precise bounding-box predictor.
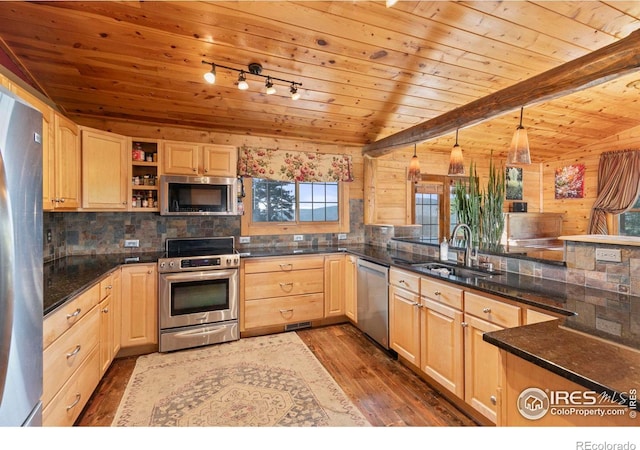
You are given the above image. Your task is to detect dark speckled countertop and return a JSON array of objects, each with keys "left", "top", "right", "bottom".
[
  {"left": 44, "top": 244, "right": 639, "bottom": 400},
  {"left": 43, "top": 252, "right": 164, "bottom": 317}
]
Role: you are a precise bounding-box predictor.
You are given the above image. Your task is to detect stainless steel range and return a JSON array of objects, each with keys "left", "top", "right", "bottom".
[{"left": 158, "top": 237, "right": 239, "bottom": 352}]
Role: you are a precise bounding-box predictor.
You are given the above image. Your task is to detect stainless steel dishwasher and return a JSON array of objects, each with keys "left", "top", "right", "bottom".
[{"left": 356, "top": 258, "right": 390, "bottom": 349}]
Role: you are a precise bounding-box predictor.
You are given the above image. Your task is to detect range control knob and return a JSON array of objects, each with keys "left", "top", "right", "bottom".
[
  {"left": 169, "top": 261, "right": 175, "bottom": 268},
  {"left": 226, "top": 258, "right": 232, "bottom": 266},
  {"left": 159, "top": 262, "right": 165, "bottom": 269},
  {"left": 233, "top": 258, "right": 239, "bottom": 265}
]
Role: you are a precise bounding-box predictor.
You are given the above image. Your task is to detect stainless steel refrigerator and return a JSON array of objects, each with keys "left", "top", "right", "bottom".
[{"left": 0, "top": 86, "right": 43, "bottom": 426}]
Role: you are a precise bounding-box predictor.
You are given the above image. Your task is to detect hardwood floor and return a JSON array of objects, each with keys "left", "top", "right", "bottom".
[{"left": 76, "top": 323, "right": 478, "bottom": 427}]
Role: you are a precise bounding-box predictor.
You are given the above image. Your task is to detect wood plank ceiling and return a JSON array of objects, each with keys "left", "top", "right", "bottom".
[{"left": 1, "top": 1, "right": 639, "bottom": 163}]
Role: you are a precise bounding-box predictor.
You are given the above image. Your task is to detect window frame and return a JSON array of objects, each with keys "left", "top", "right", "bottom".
[
  {"left": 240, "top": 177, "right": 350, "bottom": 236},
  {"left": 412, "top": 174, "right": 466, "bottom": 242}
]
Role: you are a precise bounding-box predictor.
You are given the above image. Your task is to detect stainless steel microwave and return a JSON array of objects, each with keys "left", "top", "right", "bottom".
[{"left": 160, "top": 175, "right": 238, "bottom": 216}]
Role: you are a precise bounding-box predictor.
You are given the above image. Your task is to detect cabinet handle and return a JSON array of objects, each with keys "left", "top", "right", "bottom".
[
  {"left": 107, "top": 285, "right": 113, "bottom": 290},
  {"left": 279, "top": 263, "right": 293, "bottom": 270},
  {"left": 66, "top": 308, "right": 81, "bottom": 320},
  {"left": 66, "top": 393, "right": 81, "bottom": 411},
  {"left": 433, "top": 290, "right": 441, "bottom": 296},
  {"left": 192, "top": 168, "right": 197, "bottom": 172},
  {"left": 122, "top": 201, "right": 128, "bottom": 205},
  {"left": 279, "top": 308, "right": 294, "bottom": 314},
  {"left": 461, "top": 322, "right": 468, "bottom": 328},
  {"left": 482, "top": 307, "right": 492, "bottom": 314},
  {"left": 148, "top": 270, "right": 152, "bottom": 274},
  {"left": 59, "top": 198, "right": 65, "bottom": 203},
  {"left": 279, "top": 282, "right": 294, "bottom": 287},
  {"left": 102, "top": 307, "right": 109, "bottom": 313},
  {"left": 66, "top": 344, "right": 81, "bottom": 359},
  {"left": 490, "top": 395, "right": 497, "bottom": 405}
]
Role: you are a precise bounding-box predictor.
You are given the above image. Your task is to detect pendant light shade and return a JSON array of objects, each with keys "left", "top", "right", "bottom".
[
  {"left": 448, "top": 129, "right": 465, "bottom": 176},
  {"left": 408, "top": 144, "right": 421, "bottom": 182},
  {"left": 507, "top": 107, "right": 531, "bottom": 165}
]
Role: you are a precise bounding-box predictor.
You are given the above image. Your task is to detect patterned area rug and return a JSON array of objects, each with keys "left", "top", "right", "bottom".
[{"left": 112, "top": 332, "right": 370, "bottom": 427}]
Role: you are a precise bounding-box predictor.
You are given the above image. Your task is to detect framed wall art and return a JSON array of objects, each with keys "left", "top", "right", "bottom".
[
  {"left": 506, "top": 166, "right": 523, "bottom": 200},
  {"left": 555, "top": 164, "right": 585, "bottom": 199}
]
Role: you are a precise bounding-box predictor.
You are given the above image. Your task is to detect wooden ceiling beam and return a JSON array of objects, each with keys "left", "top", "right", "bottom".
[{"left": 362, "top": 28, "right": 640, "bottom": 157}]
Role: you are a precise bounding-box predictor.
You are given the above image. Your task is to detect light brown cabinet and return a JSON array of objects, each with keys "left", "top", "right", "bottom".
[
  {"left": 42, "top": 283, "right": 101, "bottom": 426},
  {"left": 120, "top": 264, "right": 158, "bottom": 349},
  {"left": 242, "top": 255, "right": 325, "bottom": 331},
  {"left": 344, "top": 254, "right": 358, "bottom": 323},
  {"left": 163, "top": 141, "right": 237, "bottom": 177},
  {"left": 420, "top": 278, "right": 464, "bottom": 399},
  {"left": 51, "top": 112, "right": 81, "bottom": 209},
  {"left": 463, "top": 291, "right": 521, "bottom": 423},
  {"left": 98, "top": 270, "right": 121, "bottom": 376},
  {"left": 389, "top": 268, "right": 421, "bottom": 367},
  {"left": 81, "top": 128, "right": 129, "bottom": 210},
  {"left": 324, "top": 254, "right": 345, "bottom": 318}
]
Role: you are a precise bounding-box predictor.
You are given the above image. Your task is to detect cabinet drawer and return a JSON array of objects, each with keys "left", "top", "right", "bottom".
[
  {"left": 244, "top": 293, "right": 325, "bottom": 329},
  {"left": 464, "top": 292, "right": 521, "bottom": 328},
  {"left": 389, "top": 268, "right": 420, "bottom": 294},
  {"left": 43, "top": 283, "right": 100, "bottom": 350},
  {"left": 244, "top": 268, "right": 324, "bottom": 300},
  {"left": 43, "top": 306, "right": 100, "bottom": 407},
  {"left": 244, "top": 255, "right": 324, "bottom": 274},
  {"left": 421, "top": 278, "right": 463, "bottom": 310},
  {"left": 42, "top": 345, "right": 100, "bottom": 427}
]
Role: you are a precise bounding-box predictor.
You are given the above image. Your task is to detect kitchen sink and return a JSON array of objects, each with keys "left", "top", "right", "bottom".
[{"left": 411, "top": 262, "right": 496, "bottom": 280}]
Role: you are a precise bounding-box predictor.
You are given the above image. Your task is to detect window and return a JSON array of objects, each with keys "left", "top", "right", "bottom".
[
  {"left": 618, "top": 195, "right": 640, "bottom": 236},
  {"left": 413, "top": 176, "right": 463, "bottom": 242},
  {"left": 241, "top": 177, "right": 349, "bottom": 236}
]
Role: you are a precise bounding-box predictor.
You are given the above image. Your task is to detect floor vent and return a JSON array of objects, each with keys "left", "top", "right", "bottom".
[{"left": 285, "top": 321, "right": 312, "bottom": 332}]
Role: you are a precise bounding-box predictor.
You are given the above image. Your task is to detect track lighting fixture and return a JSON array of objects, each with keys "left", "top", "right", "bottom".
[
  {"left": 237, "top": 71, "right": 249, "bottom": 90},
  {"left": 448, "top": 129, "right": 465, "bottom": 176},
  {"left": 265, "top": 77, "right": 276, "bottom": 95},
  {"left": 201, "top": 60, "right": 302, "bottom": 99},
  {"left": 203, "top": 63, "right": 216, "bottom": 84},
  {"left": 507, "top": 106, "right": 531, "bottom": 165}
]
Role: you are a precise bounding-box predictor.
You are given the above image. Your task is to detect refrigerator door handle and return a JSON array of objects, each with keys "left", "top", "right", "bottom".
[{"left": 0, "top": 148, "right": 15, "bottom": 399}]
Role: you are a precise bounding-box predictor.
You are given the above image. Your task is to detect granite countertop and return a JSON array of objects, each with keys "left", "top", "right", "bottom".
[
  {"left": 43, "top": 244, "right": 639, "bottom": 400},
  {"left": 43, "top": 252, "right": 164, "bottom": 316}
]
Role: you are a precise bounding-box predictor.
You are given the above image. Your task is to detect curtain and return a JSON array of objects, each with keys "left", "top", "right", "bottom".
[
  {"left": 237, "top": 145, "right": 353, "bottom": 182},
  {"left": 587, "top": 149, "right": 640, "bottom": 234}
]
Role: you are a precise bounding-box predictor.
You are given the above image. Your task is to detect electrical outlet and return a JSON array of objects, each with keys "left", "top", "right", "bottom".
[
  {"left": 293, "top": 235, "right": 304, "bottom": 242},
  {"left": 124, "top": 239, "right": 139, "bottom": 248},
  {"left": 239, "top": 236, "right": 250, "bottom": 244},
  {"left": 46, "top": 229, "right": 52, "bottom": 243},
  {"left": 595, "top": 248, "right": 621, "bottom": 262},
  {"left": 337, "top": 233, "right": 347, "bottom": 240}
]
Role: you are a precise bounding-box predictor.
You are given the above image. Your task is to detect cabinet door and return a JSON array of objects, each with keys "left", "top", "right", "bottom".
[
  {"left": 389, "top": 285, "right": 421, "bottom": 367},
  {"left": 98, "top": 296, "right": 112, "bottom": 376},
  {"left": 81, "top": 128, "right": 128, "bottom": 209},
  {"left": 201, "top": 144, "right": 237, "bottom": 177},
  {"left": 420, "top": 298, "right": 464, "bottom": 398},
  {"left": 53, "top": 112, "right": 80, "bottom": 209},
  {"left": 163, "top": 140, "right": 199, "bottom": 175},
  {"left": 464, "top": 313, "right": 503, "bottom": 424},
  {"left": 111, "top": 269, "right": 122, "bottom": 357},
  {"left": 324, "top": 254, "right": 345, "bottom": 318},
  {"left": 344, "top": 255, "right": 357, "bottom": 323},
  {"left": 120, "top": 264, "right": 158, "bottom": 348}
]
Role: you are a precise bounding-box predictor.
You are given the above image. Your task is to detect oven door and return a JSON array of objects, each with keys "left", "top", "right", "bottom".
[{"left": 159, "top": 268, "right": 238, "bottom": 329}]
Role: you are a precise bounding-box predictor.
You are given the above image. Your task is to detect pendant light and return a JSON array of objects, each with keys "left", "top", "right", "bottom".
[
  {"left": 408, "top": 144, "right": 421, "bottom": 182},
  {"left": 448, "top": 129, "right": 465, "bottom": 176},
  {"left": 507, "top": 106, "right": 531, "bottom": 165}
]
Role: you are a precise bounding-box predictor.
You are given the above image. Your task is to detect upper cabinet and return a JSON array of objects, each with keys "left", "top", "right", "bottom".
[
  {"left": 163, "top": 141, "right": 237, "bottom": 177},
  {"left": 51, "top": 112, "right": 81, "bottom": 210},
  {"left": 81, "top": 127, "right": 129, "bottom": 210},
  {"left": 130, "top": 138, "right": 160, "bottom": 212}
]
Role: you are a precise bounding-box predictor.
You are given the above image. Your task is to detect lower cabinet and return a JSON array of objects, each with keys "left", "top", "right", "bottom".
[
  {"left": 324, "top": 254, "right": 345, "bottom": 318},
  {"left": 344, "top": 255, "right": 358, "bottom": 323},
  {"left": 389, "top": 269, "right": 421, "bottom": 366},
  {"left": 99, "top": 269, "right": 121, "bottom": 376},
  {"left": 120, "top": 263, "right": 158, "bottom": 348}
]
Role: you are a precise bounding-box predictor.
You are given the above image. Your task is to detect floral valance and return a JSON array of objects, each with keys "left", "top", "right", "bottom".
[{"left": 238, "top": 145, "right": 353, "bottom": 182}]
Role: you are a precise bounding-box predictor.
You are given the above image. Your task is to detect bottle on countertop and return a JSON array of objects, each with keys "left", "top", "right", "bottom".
[{"left": 440, "top": 238, "right": 449, "bottom": 261}]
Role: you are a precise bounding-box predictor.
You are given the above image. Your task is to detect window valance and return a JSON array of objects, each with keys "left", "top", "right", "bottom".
[{"left": 238, "top": 145, "right": 353, "bottom": 182}]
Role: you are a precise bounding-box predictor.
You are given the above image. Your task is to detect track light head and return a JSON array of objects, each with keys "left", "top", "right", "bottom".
[
  {"left": 290, "top": 83, "right": 300, "bottom": 100},
  {"left": 203, "top": 63, "right": 216, "bottom": 84},
  {"left": 237, "top": 71, "right": 249, "bottom": 90},
  {"left": 265, "top": 77, "right": 276, "bottom": 95}
]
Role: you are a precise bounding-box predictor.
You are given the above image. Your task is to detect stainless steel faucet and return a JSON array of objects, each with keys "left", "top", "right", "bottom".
[{"left": 450, "top": 223, "right": 474, "bottom": 267}]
